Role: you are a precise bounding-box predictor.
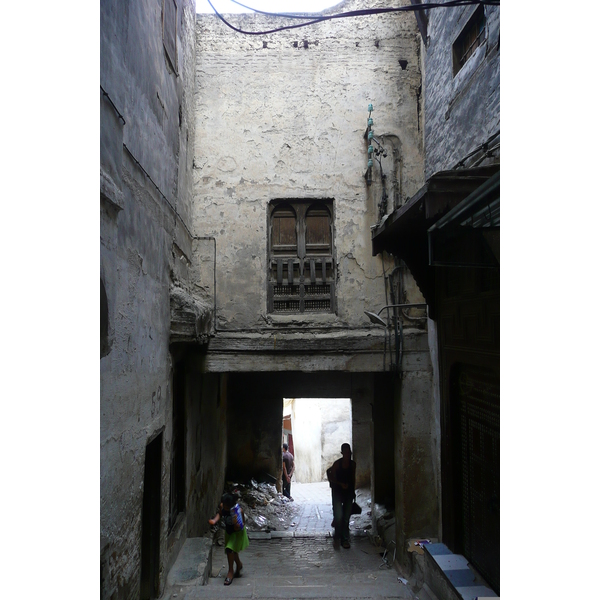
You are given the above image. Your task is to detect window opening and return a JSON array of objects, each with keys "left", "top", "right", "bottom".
[
  {"left": 453, "top": 6, "right": 486, "bottom": 76},
  {"left": 268, "top": 200, "right": 335, "bottom": 314}
]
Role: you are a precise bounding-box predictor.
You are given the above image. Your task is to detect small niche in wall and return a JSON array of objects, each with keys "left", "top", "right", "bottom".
[
  {"left": 101, "top": 279, "right": 110, "bottom": 358},
  {"left": 163, "top": 0, "right": 178, "bottom": 72}
]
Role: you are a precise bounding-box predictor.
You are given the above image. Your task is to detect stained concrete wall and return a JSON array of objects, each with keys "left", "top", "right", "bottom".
[
  {"left": 192, "top": 0, "right": 424, "bottom": 351},
  {"left": 351, "top": 376, "right": 374, "bottom": 489},
  {"left": 226, "top": 374, "right": 283, "bottom": 483},
  {"left": 182, "top": 358, "right": 229, "bottom": 537},
  {"left": 100, "top": 1, "right": 221, "bottom": 599},
  {"left": 320, "top": 398, "right": 353, "bottom": 479},
  {"left": 290, "top": 399, "right": 323, "bottom": 484},
  {"left": 423, "top": 4, "right": 500, "bottom": 177},
  {"left": 165, "top": 353, "right": 228, "bottom": 572},
  {"left": 393, "top": 331, "right": 437, "bottom": 570}
]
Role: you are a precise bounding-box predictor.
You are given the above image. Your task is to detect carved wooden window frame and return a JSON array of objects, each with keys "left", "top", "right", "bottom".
[{"left": 267, "top": 200, "right": 336, "bottom": 314}]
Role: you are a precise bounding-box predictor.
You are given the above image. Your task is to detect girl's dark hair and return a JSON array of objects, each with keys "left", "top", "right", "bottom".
[{"left": 221, "top": 492, "right": 238, "bottom": 507}]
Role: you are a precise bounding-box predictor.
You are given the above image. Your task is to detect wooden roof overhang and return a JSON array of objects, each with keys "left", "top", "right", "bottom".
[{"left": 370, "top": 165, "right": 499, "bottom": 318}]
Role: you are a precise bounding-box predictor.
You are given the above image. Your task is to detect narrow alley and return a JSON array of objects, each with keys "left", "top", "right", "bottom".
[
  {"left": 100, "top": 1, "right": 501, "bottom": 599},
  {"left": 162, "top": 483, "right": 424, "bottom": 600}
]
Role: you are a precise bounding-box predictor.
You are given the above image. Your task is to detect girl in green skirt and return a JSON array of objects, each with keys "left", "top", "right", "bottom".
[{"left": 209, "top": 492, "right": 249, "bottom": 585}]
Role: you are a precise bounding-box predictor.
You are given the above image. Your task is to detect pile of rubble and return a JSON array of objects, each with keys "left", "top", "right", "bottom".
[
  {"left": 349, "top": 487, "right": 374, "bottom": 534},
  {"left": 223, "top": 479, "right": 297, "bottom": 532}
]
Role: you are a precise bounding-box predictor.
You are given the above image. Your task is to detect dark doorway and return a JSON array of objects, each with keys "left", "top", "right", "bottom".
[
  {"left": 452, "top": 364, "right": 500, "bottom": 592},
  {"left": 169, "top": 360, "right": 186, "bottom": 530},
  {"left": 438, "top": 266, "right": 500, "bottom": 594},
  {"left": 140, "top": 432, "right": 162, "bottom": 600}
]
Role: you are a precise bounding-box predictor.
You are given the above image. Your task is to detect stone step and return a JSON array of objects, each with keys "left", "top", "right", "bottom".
[
  {"left": 423, "top": 543, "right": 498, "bottom": 600},
  {"left": 166, "top": 537, "right": 214, "bottom": 588}
]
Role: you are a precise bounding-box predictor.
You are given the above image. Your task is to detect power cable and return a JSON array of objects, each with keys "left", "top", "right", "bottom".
[{"left": 206, "top": 1, "right": 500, "bottom": 36}]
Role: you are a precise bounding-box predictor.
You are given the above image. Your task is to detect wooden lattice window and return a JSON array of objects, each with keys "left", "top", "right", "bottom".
[
  {"left": 271, "top": 205, "right": 297, "bottom": 255},
  {"left": 306, "top": 207, "right": 332, "bottom": 254},
  {"left": 268, "top": 200, "right": 335, "bottom": 314},
  {"left": 452, "top": 6, "right": 486, "bottom": 76}
]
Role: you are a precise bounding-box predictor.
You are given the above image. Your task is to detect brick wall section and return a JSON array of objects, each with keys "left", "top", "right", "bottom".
[{"left": 424, "top": 4, "right": 500, "bottom": 177}]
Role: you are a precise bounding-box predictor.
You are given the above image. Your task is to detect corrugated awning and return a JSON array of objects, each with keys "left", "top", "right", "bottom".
[{"left": 428, "top": 171, "right": 500, "bottom": 267}]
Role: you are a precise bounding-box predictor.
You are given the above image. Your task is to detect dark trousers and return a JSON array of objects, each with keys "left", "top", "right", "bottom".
[
  {"left": 332, "top": 492, "right": 352, "bottom": 543},
  {"left": 282, "top": 478, "right": 291, "bottom": 498}
]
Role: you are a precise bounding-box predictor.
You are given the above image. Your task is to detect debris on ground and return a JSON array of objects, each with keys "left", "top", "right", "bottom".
[
  {"left": 223, "top": 479, "right": 296, "bottom": 532},
  {"left": 216, "top": 481, "right": 374, "bottom": 535},
  {"left": 350, "top": 488, "right": 374, "bottom": 533}
]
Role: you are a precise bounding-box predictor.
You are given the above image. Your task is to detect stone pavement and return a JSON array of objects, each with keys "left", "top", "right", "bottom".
[
  {"left": 166, "top": 535, "right": 416, "bottom": 599},
  {"left": 285, "top": 481, "right": 373, "bottom": 538},
  {"left": 163, "top": 482, "right": 434, "bottom": 600},
  {"left": 286, "top": 481, "right": 334, "bottom": 537}
]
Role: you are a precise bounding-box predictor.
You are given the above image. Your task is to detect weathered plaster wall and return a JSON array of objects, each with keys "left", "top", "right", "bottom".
[
  {"left": 320, "top": 398, "right": 353, "bottom": 479},
  {"left": 424, "top": 4, "right": 500, "bottom": 177},
  {"left": 193, "top": 0, "right": 424, "bottom": 340},
  {"left": 100, "top": 1, "right": 201, "bottom": 598},
  {"left": 163, "top": 353, "right": 228, "bottom": 577},
  {"left": 185, "top": 368, "right": 228, "bottom": 536},
  {"left": 226, "top": 375, "right": 283, "bottom": 483},
  {"left": 393, "top": 331, "right": 438, "bottom": 570},
  {"left": 427, "top": 318, "right": 442, "bottom": 541},
  {"left": 351, "top": 375, "right": 374, "bottom": 488},
  {"left": 290, "top": 399, "right": 323, "bottom": 484},
  {"left": 284, "top": 397, "right": 352, "bottom": 483}
]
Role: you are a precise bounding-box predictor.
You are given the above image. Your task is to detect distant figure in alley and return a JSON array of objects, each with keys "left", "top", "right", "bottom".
[
  {"left": 282, "top": 443, "right": 295, "bottom": 500},
  {"left": 327, "top": 443, "right": 356, "bottom": 549}
]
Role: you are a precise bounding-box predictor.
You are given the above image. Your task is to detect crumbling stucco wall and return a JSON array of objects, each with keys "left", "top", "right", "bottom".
[
  {"left": 290, "top": 399, "right": 323, "bottom": 484},
  {"left": 424, "top": 4, "right": 500, "bottom": 177},
  {"left": 100, "top": 1, "right": 203, "bottom": 599},
  {"left": 184, "top": 368, "right": 228, "bottom": 536},
  {"left": 393, "top": 330, "right": 438, "bottom": 570},
  {"left": 284, "top": 397, "right": 352, "bottom": 483},
  {"left": 226, "top": 374, "right": 283, "bottom": 483},
  {"left": 351, "top": 375, "right": 374, "bottom": 488},
  {"left": 320, "top": 398, "right": 353, "bottom": 479},
  {"left": 193, "top": 0, "right": 424, "bottom": 335},
  {"left": 164, "top": 352, "right": 228, "bottom": 574}
]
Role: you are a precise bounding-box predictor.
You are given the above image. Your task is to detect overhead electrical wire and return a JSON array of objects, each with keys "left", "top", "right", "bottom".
[{"left": 205, "top": 0, "right": 500, "bottom": 36}]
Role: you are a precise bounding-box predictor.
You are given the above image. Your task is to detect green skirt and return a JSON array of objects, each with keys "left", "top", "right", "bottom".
[{"left": 224, "top": 527, "right": 249, "bottom": 554}]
